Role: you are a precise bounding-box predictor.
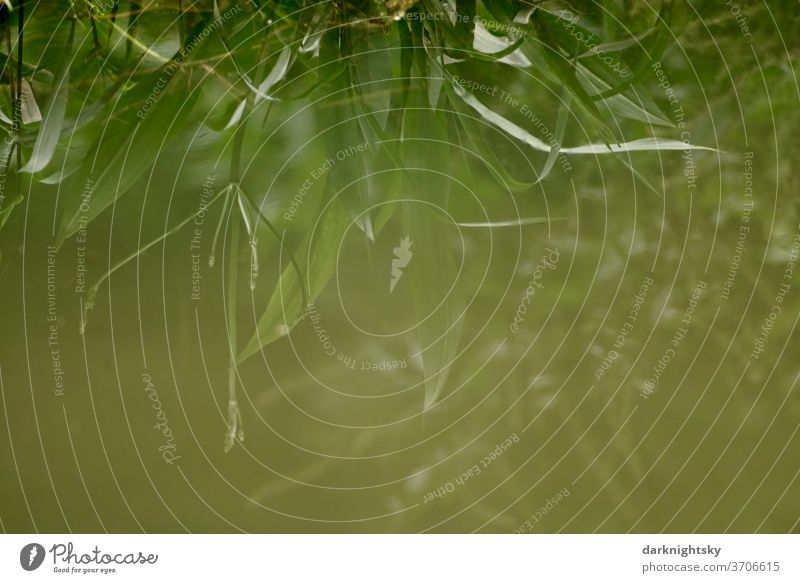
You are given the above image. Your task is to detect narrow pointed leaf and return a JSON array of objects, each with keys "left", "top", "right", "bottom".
[
  {"left": 239, "top": 198, "right": 350, "bottom": 362},
  {"left": 20, "top": 23, "right": 74, "bottom": 174}
]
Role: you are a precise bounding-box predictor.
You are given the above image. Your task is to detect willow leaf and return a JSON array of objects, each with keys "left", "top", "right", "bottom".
[
  {"left": 403, "top": 202, "right": 465, "bottom": 410},
  {"left": 255, "top": 46, "right": 292, "bottom": 104},
  {"left": 449, "top": 79, "right": 714, "bottom": 156},
  {"left": 20, "top": 22, "right": 74, "bottom": 174},
  {"left": 402, "top": 33, "right": 466, "bottom": 410},
  {"left": 57, "top": 71, "right": 201, "bottom": 242},
  {"left": 560, "top": 137, "right": 716, "bottom": 155},
  {"left": 239, "top": 197, "right": 350, "bottom": 362}
]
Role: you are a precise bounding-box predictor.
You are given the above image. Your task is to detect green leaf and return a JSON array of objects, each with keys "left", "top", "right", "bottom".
[
  {"left": 20, "top": 22, "right": 75, "bottom": 174},
  {"left": 57, "top": 69, "right": 201, "bottom": 243},
  {"left": 19, "top": 78, "right": 41, "bottom": 125},
  {"left": 535, "top": 89, "right": 570, "bottom": 183},
  {"left": 352, "top": 28, "right": 393, "bottom": 131},
  {"left": 526, "top": 12, "right": 614, "bottom": 141},
  {"left": 587, "top": 2, "right": 674, "bottom": 101},
  {"left": 453, "top": 217, "right": 562, "bottom": 228},
  {"left": 318, "top": 24, "right": 374, "bottom": 240},
  {"left": 0, "top": 140, "right": 19, "bottom": 230},
  {"left": 455, "top": 0, "right": 477, "bottom": 49},
  {"left": 239, "top": 197, "right": 350, "bottom": 362},
  {"left": 560, "top": 136, "right": 716, "bottom": 155},
  {"left": 399, "top": 34, "right": 465, "bottom": 409},
  {"left": 471, "top": 19, "right": 529, "bottom": 65},
  {"left": 37, "top": 144, "right": 85, "bottom": 185},
  {"left": 402, "top": 202, "right": 465, "bottom": 410},
  {"left": 254, "top": 46, "right": 292, "bottom": 104},
  {"left": 579, "top": 64, "right": 673, "bottom": 127},
  {"left": 445, "top": 72, "right": 715, "bottom": 158}
]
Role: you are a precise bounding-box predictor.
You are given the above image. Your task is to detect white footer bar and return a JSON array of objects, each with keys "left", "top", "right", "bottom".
[{"left": 1, "top": 535, "right": 797, "bottom": 582}]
